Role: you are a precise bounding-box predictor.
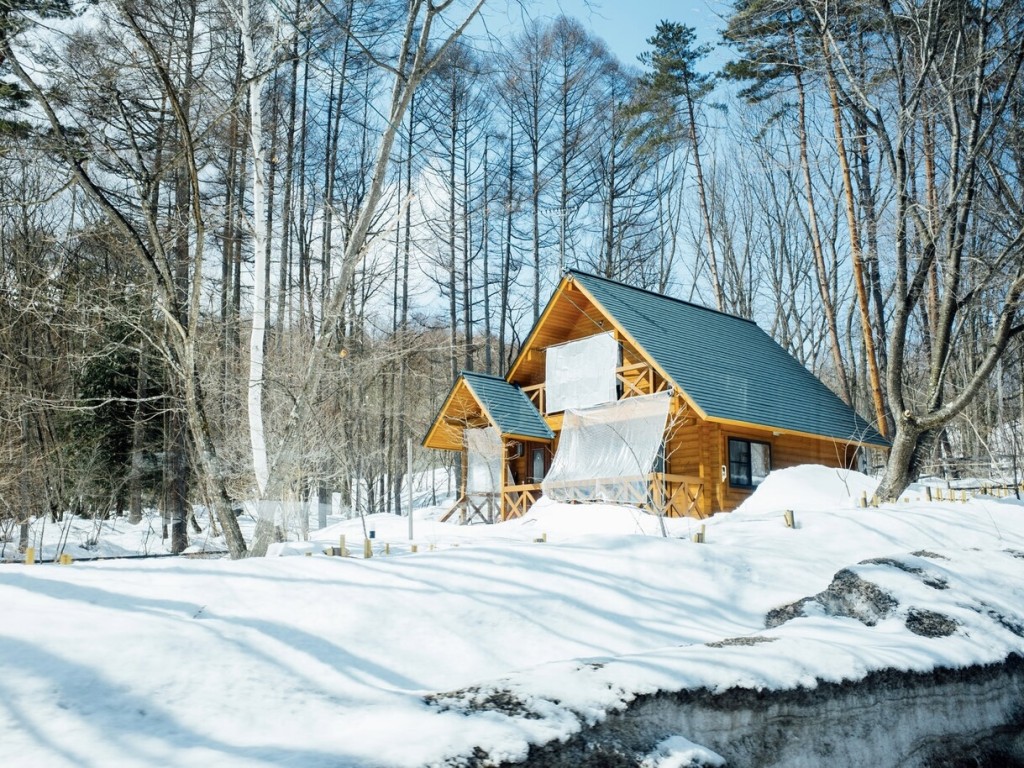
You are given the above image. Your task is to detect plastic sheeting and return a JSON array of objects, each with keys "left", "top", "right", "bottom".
[
  {"left": 545, "top": 332, "right": 618, "bottom": 414},
  {"left": 542, "top": 391, "right": 672, "bottom": 504},
  {"left": 465, "top": 426, "right": 503, "bottom": 495}
]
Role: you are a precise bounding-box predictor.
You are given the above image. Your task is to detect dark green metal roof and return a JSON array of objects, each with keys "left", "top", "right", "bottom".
[
  {"left": 569, "top": 270, "right": 887, "bottom": 447},
  {"left": 463, "top": 371, "right": 554, "bottom": 441}
]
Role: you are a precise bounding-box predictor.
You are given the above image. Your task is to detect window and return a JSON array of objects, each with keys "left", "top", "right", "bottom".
[
  {"left": 530, "top": 447, "right": 546, "bottom": 483},
  {"left": 728, "top": 438, "right": 771, "bottom": 489},
  {"left": 652, "top": 441, "right": 666, "bottom": 474}
]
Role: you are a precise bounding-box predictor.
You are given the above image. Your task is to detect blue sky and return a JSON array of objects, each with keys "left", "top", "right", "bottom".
[{"left": 537, "top": 0, "right": 727, "bottom": 67}]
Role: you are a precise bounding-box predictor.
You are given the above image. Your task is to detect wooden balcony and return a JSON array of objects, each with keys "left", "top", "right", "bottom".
[
  {"left": 442, "top": 473, "right": 703, "bottom": 526},
  {"left": 501, "top": 472, "right": 703, "bottom": 521},
  {"left": 520, "top": 359, "right": 668, "bottom": 416}
]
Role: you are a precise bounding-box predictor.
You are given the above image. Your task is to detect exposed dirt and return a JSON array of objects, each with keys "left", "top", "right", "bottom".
[
  {"left": 905, "top": 607, "right": 959, "bottom": 637},
  {"left": 765, "top": 567, "right": 898, "bottom": 628},
  {"left": 435, "top": 555, "right": 1024, "bottom": 768},
  {"left": 488, "top": 656, "right": 1024, "bottom": 768}
]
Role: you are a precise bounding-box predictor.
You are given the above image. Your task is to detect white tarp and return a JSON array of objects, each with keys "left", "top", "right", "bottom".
[
  {"left": 545, "top": 331, "right": 618, "bottom": 414},
  {"left": 465, "top": 426, "right": 503, "bottom": 495},
  {"left": 542, "top": 391, "right": 672, "bottom": 504}
]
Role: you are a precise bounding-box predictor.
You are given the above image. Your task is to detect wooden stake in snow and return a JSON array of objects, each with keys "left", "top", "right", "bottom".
[
  {"left": 24, "top": 547, "right": 35, "bottom": 565},
  {"left": 339, "top": 535, "right": 346, "bottom": 557},
  {"left": 784, "top": 510, "right": 795, "bottom": 528},
  {"left": 408, "top": 437, "right": 414, "bottom": 541},
  {"left": 925, "top": 486, "right": 932, "bottom": 502},
  {"left": 860, "top": 491, "right": 868, "bottom": 508},
  {"left": 411, "top": 544, "right": 418, "bottom": 554},
  {"left": 363, "top": 539, "right": 372, "bottom": 559},
  {"left": 59, "top": 554, "right": 72, "bottom": 565}
]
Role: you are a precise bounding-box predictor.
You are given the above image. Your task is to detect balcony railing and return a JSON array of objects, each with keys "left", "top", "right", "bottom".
[
  {"left": 520, "top": 360, "right": 668, "bottom": 416},
  {"left": 501, "top": 472, "right": 703, "bottom": 521}
]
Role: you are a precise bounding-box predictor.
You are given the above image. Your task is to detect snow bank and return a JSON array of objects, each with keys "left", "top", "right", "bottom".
[
  {"left": 511, "top": 496, "right": 693, "bottom": 539},
  {"left": 4, "top": 466, "right": 1024, "bottom": 766},
  {"left": 733, "top": 464, "right": 878, "bottom": 516}
]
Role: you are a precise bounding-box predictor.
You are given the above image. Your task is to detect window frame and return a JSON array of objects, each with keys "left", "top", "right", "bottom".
[
  {"left": 529, "top": 446, "right": 547, "bottom": 484},
  {"left": 727, "top": 437, "right": 771, "bottom": 489}
]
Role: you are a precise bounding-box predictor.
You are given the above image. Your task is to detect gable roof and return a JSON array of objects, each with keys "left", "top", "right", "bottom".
[
  {"left": 462, "top": 372, "right": 554, "bottom": 442},
  {"left": 422, "top": 371, "right": 554, "bottom": 450},
  {"left": 566, "top": 270, "right": 887, "bottom": 447}
]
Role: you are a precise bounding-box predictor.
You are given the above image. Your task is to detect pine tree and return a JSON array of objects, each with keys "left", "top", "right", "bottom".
[
  {"left": 0, "top": 0, "right": 75, "bottom": 134},
  {"left": 633, "top": 22, "right": 724, "bottom": 310}
]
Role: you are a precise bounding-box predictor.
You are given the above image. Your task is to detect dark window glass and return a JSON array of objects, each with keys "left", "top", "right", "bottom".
[
  {"left": 531, "top": 448, "right": 545, "bottom": 483},
  {"left": 653, "top": 441, "right": 666, "bottom": 474},
  {"left": 728, "top": 438, "right": 770, "bottom": 488}
]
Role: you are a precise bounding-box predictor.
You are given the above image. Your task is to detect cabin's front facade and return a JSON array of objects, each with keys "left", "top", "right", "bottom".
[{"left": 424, "top": 271, "right": 887, "bottom": 522}]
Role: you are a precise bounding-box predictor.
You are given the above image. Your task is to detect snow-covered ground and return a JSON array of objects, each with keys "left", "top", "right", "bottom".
[{"left": 1, "top": 465, "right": 1023, "bottom": 766}]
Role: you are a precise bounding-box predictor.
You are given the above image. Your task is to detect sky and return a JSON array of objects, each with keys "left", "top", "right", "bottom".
[{"left": 532, "top": 0, "right": 728, "bottom": 67}]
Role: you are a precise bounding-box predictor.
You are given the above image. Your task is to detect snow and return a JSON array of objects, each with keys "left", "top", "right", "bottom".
[
  {"left": 2, "top": 466, "right": 1024, "bottom": 766},
  {"left": 731, "top": 463, "right": 878, "bottom": 515},
  {"left": 641, "top": 737, "right": 726, "bottom": 768}
]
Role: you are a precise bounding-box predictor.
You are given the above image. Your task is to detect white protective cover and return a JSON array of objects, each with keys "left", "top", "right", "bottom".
[
  {"left": 545, "top": 332, "right": 619, "bottom": 414},
  {"left": 465, "top": 426, "right": 503, "bottom": 495},
  {"left": 542, "top": 391, "right": 672, "bottom": 503}
]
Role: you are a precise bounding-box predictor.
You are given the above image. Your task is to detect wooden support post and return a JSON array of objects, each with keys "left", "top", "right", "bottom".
[
  {"left": 384, "top": 543, "right": 390, "bottom": 556},
  {"left": 871, "top": 494, "right": 879, "bottom": 507},
  {"left": 363, "top": 539, "right": 372, "bottom": 559},
  {"left": 960, "top": 490, "right": 967, "bottom": 503},
  {"left": 59, "top": 554, "right": 72, "bottom": 565},
  {"left": 499, "top": 440, "right": 508, "bottom": 524},
  {"left": 411, "top": 544, "right": 418, "bottom": 553},
  {"left": 24, "top": 547, "right": 35, "bottom": 565},
  {"left": 339, "top": 534, "right": 346, "bottom": 557},
  {"left": 925, "top": 486, "right": 932, "bottom": 502},
  {"left": 860, "top": 491, "right": 867, "bottom": 508},
  {"left": 783, "top": 510, "right": 795, "bottom": 529}
]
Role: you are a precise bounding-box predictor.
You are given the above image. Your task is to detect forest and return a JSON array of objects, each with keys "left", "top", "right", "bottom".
[{"left": 0, "top": 0, "right": 1022, "bottom": 557}]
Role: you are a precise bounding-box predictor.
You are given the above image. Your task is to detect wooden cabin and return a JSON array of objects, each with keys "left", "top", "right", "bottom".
[{"left": 424, "top": 270, "right": 887, "bottom": 522}]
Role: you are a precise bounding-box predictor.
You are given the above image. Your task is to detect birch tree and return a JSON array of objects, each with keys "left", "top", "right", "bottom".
[{"left": 251, "top": 0, "right": 488, "bottom": 554}]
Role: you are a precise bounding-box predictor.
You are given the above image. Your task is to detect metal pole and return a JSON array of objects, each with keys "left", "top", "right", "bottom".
[{"left": 407, "top": 437, "right": 414, "bottom": 540}]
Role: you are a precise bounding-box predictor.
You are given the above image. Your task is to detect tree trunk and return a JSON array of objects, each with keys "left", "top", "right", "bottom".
[
  {"left": 794, "top": 64, "right": 851, "bottom": 405},
  {"left": 824, "top": 56, "right": 888, "bottom": 437},
  {"left": 685, "top": 88, "right": 724, "bottom": 312},
  {"left": 876, "top": 423, "right": 940, "bottom": 501},
  {"left": 238, "top": 0, "right": 273, "bottom": 555},
  {"left": 128, "top": 356, "right": 147, "bottom": 525}
]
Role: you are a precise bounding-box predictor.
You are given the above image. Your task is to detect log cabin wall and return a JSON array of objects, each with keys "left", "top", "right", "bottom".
[
  {"left": 716, "top": 422, "right": 857, "bottom": 512},
  {"left": 663, "top": 412, "right": 859, "bottom": 514}
]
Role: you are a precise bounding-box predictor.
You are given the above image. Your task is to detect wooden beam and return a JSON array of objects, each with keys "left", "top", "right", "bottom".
[{"left": 705, "top": 414, "right": 889, "bottom": 450}]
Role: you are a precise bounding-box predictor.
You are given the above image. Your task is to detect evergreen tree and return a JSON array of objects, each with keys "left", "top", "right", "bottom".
[
  {"left": 0, "top": 0, "right": 75, "bottom": 134},
  {"left": 633, "top": 22, "right": 724, "bottom": 310}
]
